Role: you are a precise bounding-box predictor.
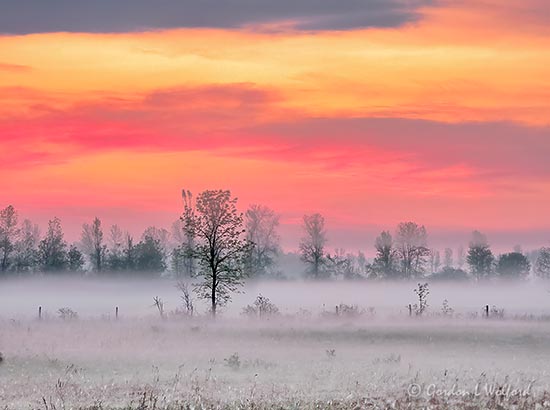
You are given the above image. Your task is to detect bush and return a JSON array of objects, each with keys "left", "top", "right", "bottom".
[
  {"left": 412, "top": 283, "right": 429, "bottom": 316},
  {"left": 242, "top": 294, "right": 280, "bottom": 319},
  {"left": 336, "top": 303, "right": 362, "bottom": 318},
  {"left": 224, "top": 353, "right": 241, "bottom": 370},
  {"left": 441, "top": 299, "right": 454, "bottom": 317},
  {"left": 57, "top": 307, "right": 78, "bottom": 321}
]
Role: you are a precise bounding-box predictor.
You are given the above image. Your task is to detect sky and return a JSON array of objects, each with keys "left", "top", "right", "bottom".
[{"left": 1, "top": 0, "right": 550, "bottom": 253}]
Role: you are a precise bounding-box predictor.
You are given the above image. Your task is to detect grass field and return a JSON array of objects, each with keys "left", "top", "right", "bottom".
[{"left": 1, "top": 279, "right": 550, "bottom": 409}]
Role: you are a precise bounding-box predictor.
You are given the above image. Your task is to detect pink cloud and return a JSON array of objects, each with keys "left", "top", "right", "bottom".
[{"left": 2, "top": 83, "right": 549, "bottom": 193}]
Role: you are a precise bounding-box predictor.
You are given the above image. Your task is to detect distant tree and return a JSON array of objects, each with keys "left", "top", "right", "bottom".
[
  {"left": 123, "top": 233, "right": 137, "bottom": 271},
  {"left": 534, "top": 247, "right": 550, "bottom": 279},
  {"left": 244, "top": 204, "right": 281, "bottom": 277},
  {"left": 67, "top": 245, "right": 85, "bottom": 272},
  {"left": 39, "top": 218, "right": 68, "bottom": 272},
  {"left": 430, "top": 249, "right": 441, "bottom": 274},
  {"left": 299, "top": 213, "right": 327, "bottom": 278},
  {"left": 0, "top": 205, "right": 20, "bottom": 273},
  {"left": 432, "top": 267, "right": 469, "bottom": 281},
  {"left": 356, "top": 251, "right": 368, "bottom": 278},
  {"left": 106, "top": 224, "right": 127, "bottom": 271},
  {"left": 496, "top": 252, "right": 531, "bottom": 278},
  {"left": 457, "top": 245, "right": 465, "bottom": 269},
  {"left": 81, "top": 217, "right": 107, "bottom": 272},
  {"left": 170, "top": 247, "right": 186, "bottom": 277},
  {"left": 467, "top": 231, "right": 494, "bottom": 279},
  {"left": 372, "top": 231, "right": 398, "bottom": 278},
  {"left": 171, "top": 220, "right": 194, "bottom": 277},
  {"left": 140, "top": 226, "right": 171, "bottom": 271},
  {"left": 12, "top": 219, "right": 40, "bottom": 273},
  {"left": 134, "top": 235, "right": 166, "bottom": 274},
  {"left": 171, "top": 190, "right": 197, "bottom": 277},
  {"left": 443, "top": 248, "right": 453, "bottom": 268},
  {"left": 182, "top": 189, "right": 251, "bottom": 317},
  {"left": 513, "top": 244, "right": 523, "bottom": 254},
  {"left": 326, "top": 248, "right": 360, "bottom": 279},
  {"left": 395, "top": 222, "right": 430, "bottom": 278},
  {"left": 141, "top": 226, "right": 170, "bottom": 256}
]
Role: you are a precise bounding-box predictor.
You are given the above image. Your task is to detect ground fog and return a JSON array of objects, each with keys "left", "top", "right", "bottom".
[{"left": 1, "top": 278, "right": 550, "bottom": 409}]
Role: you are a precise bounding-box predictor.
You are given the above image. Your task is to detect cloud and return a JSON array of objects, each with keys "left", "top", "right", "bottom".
[
  {"left": 0, "top": 62, "right": 31, "bottom": 72},
  {"left": 2, "top": 83, "right": 550, "bottom": 193},
  {"left": 0, "top": 0, "right": 431, "bottom": 34}
]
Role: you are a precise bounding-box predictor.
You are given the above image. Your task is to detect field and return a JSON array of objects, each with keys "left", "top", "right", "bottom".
[{"left": 1, "top": 278, "right": 550, "bottom": 409}]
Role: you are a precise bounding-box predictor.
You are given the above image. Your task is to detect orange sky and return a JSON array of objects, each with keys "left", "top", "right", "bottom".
[{"left": 1, "top": 0, "right": 550, "bottom": 251}]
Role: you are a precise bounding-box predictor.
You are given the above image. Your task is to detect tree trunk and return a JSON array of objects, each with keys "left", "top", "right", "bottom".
[{"left": 211, "top": 272, "right": 217, "bottom": 317}]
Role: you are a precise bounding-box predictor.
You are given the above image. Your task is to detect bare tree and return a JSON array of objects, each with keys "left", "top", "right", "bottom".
[
  {"left": 176, "top": 281, "right": 194, "bottom": 316},
  {"left": 395, "top": 222, "right": 430, "bottom": 278},
  {"left": 299, "top": 213, "right": 327, "bottom": 278},
  {"left": 182, "top": 189, "right": 251, "bottom": 317},
  {"left": 0, "top": 205, "right": 19, "bottom": 273},
  {"left": 152, "top": 296, "right": 165, "bottom": 319},
  {"left": 81, "top": 217, "right": 106, "bottom": 272},
  {"left": 244, "top": 204, "right": 281, "bottom": 277}
]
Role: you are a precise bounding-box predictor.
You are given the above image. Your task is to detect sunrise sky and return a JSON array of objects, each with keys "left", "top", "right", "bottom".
[{"left": 1, "top": 0, "right": 550, "bottom": 252}]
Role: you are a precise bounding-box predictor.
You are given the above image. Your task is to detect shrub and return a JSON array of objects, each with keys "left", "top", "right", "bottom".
[
  {"left": 242, "top": 294, "right": 280, "bottom": 319},
  {"left": 336, "top": 303, "right": 362, "bottom": 318},
  {"left": 175, "top": 281, "right": 195, "bottom": 317},
  {"left": 57, "top": 307, "right": 78, "bottom": 321},
  {"left": 224, "top": 353, "right": 241, "bottom": 370},
  {"left": 152, "top": 296, "right": 165, "bottom": 319},
  {"left": 490, "top": 305, "right": 505, "bottom": 319},
  {"left": 412, "top": 283, "right": 429, "bottom": 316},
  {"left": 441, "top": 299, "right": 454, "bottom": 317}
]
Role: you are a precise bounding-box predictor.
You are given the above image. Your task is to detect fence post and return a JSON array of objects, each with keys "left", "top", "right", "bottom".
[
  {"left": 335, "top": 305, "right": 339, "bottom": 316},
  {"left": 115, "top": 306, "right": 119, "bottom": 320},
  {"left": 408, "top": 304, "right": 412, "bottom": 317},
  {"left": 38, "top": 306, "right": 42, "bottom": 321},
  {"left": 485, "top": 305, "right": 489, "bottom": 318}
]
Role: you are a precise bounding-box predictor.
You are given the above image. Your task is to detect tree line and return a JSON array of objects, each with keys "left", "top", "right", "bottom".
[{"left": 1, "top": 190, "right": 550, "bottom": 284}]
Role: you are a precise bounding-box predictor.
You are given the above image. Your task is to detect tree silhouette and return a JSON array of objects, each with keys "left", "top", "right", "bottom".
[{"left": 182, "top": 190, "right": 251, "bottom": 317}]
